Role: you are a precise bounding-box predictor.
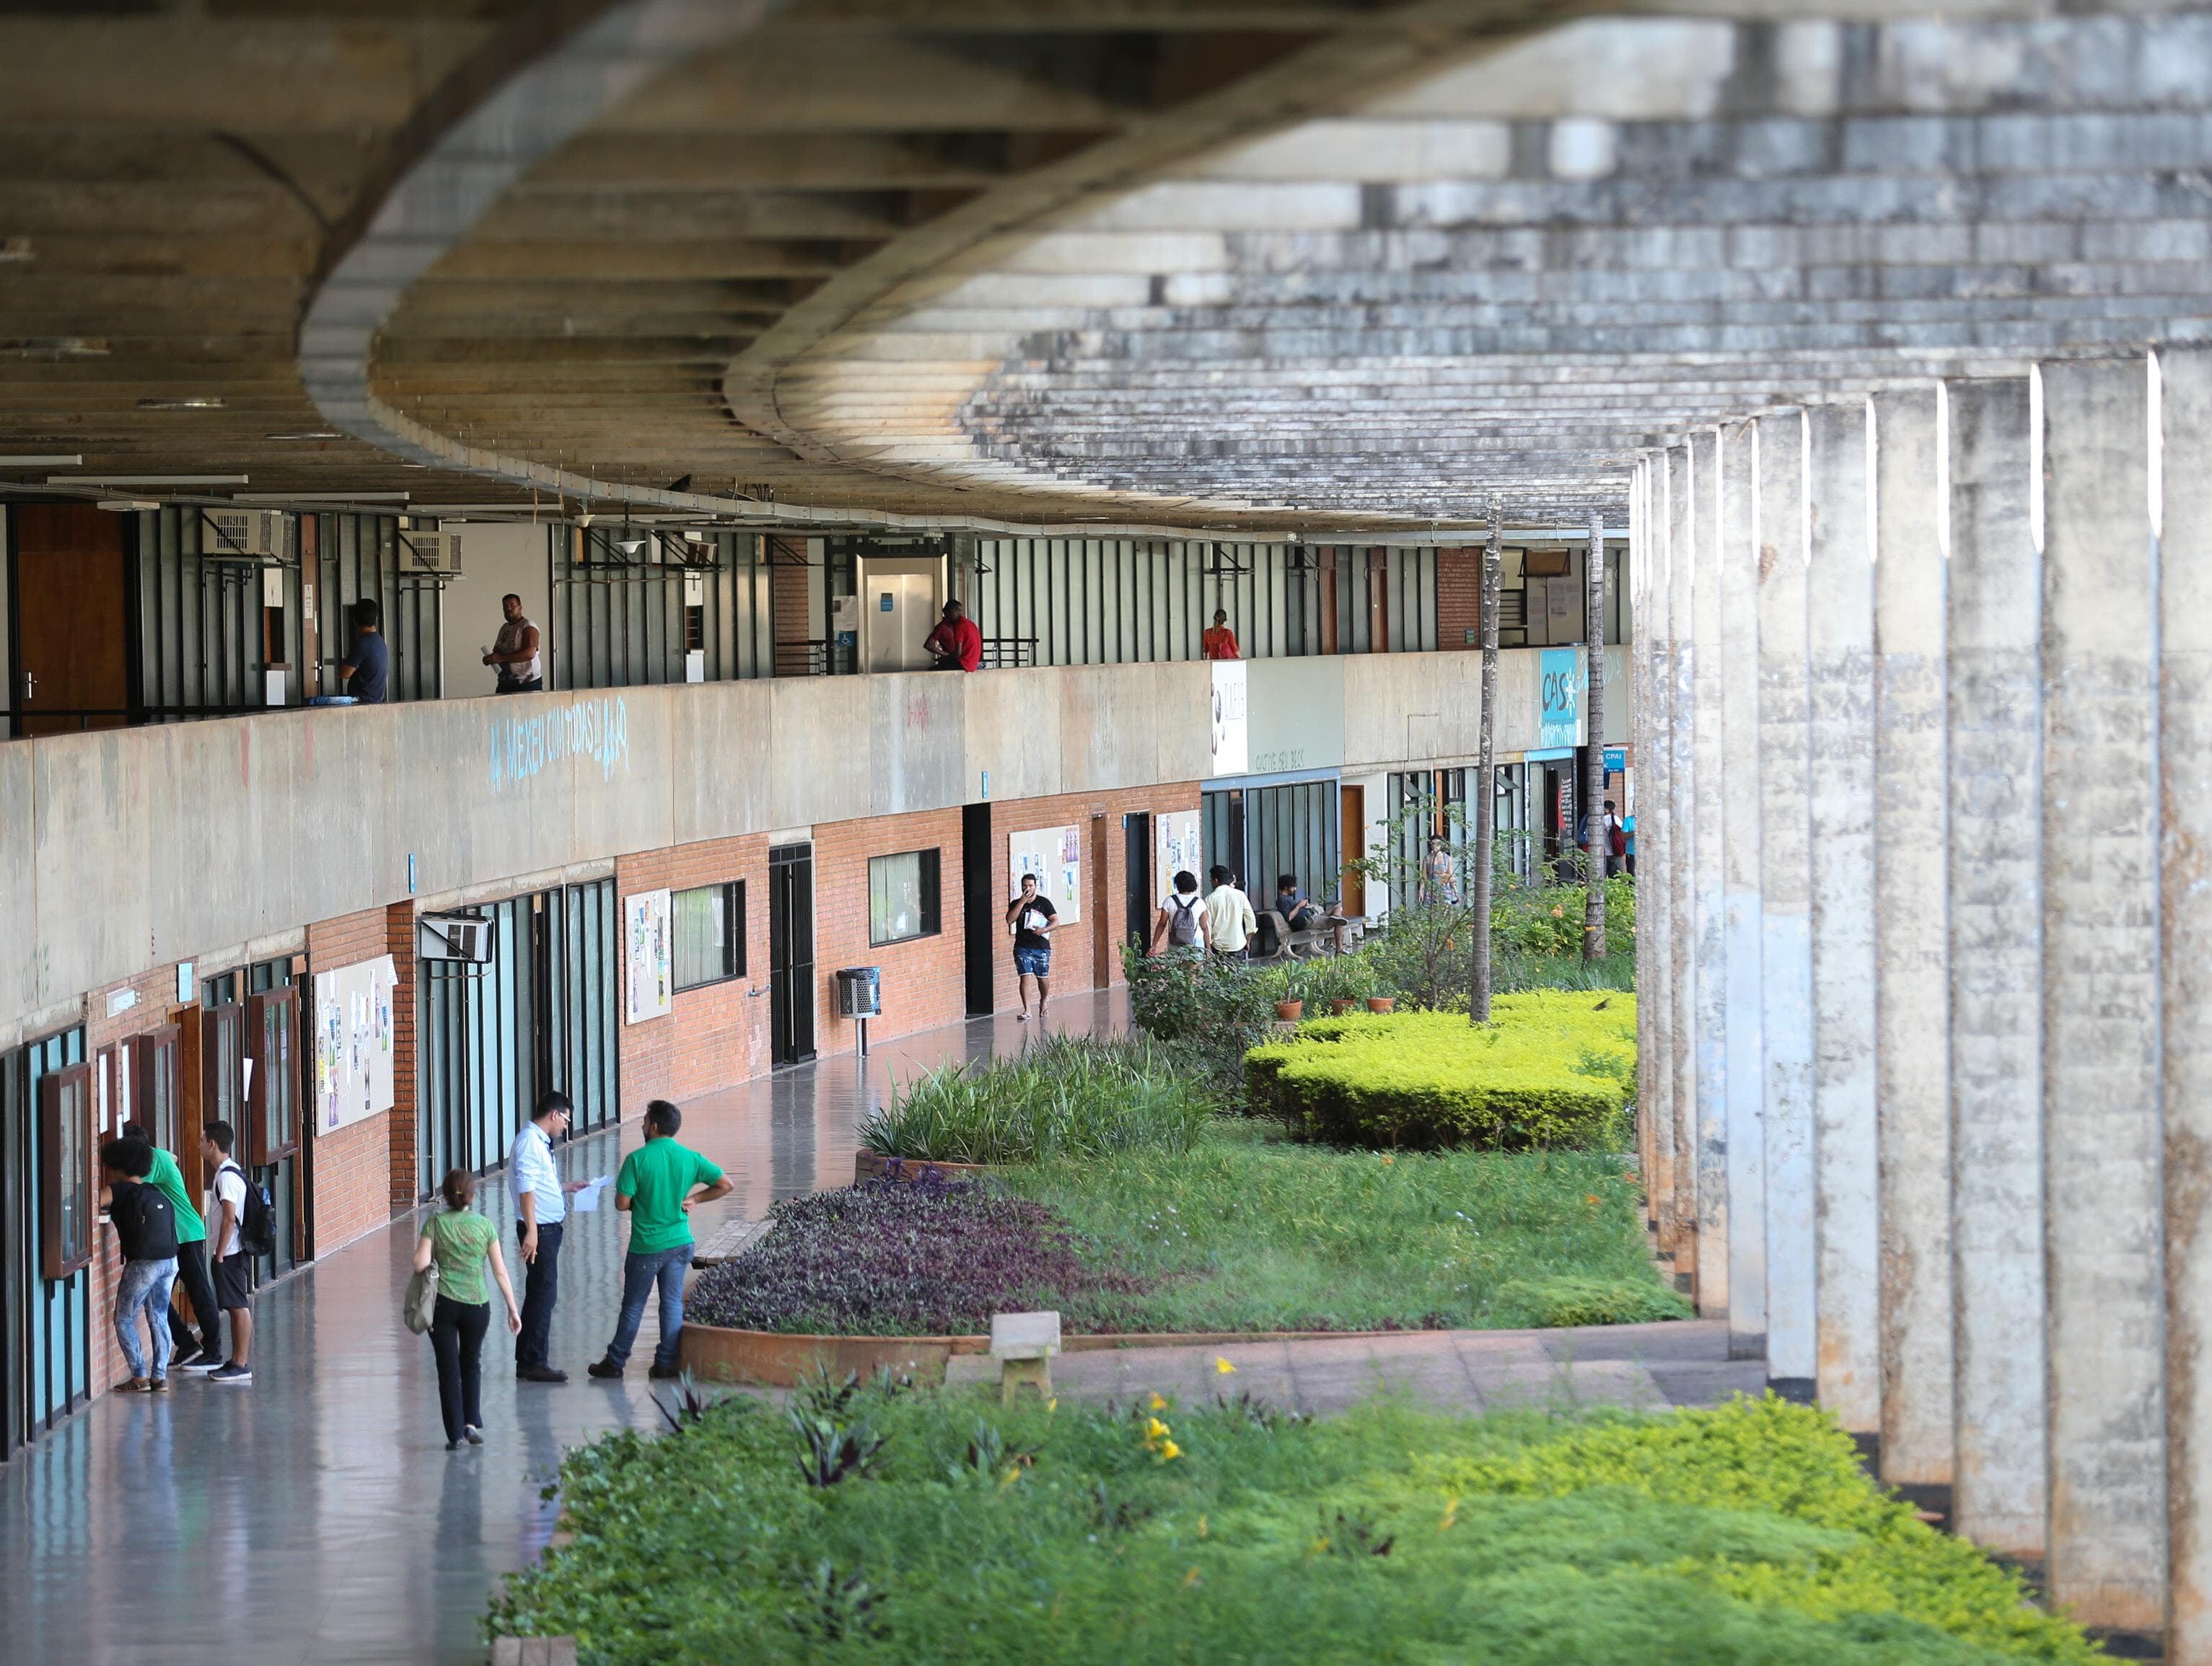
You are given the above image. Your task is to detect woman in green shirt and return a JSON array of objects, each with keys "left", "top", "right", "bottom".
[{"left": 412, "top": 1167, "right": 521, "bottom": 1451}]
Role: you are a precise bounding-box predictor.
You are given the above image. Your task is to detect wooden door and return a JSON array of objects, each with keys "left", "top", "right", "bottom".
[
  {"left": 12, "top": 504, "right": 128, "bottom": 735},
  {"left": 128, "top": 1022, "right": 183, "bottom": 1152},
  {"left": 1089, "top": 814, "right": 1111, "bottom": 989},
  {"left": 1339, "top": 784, "right": 1366, "bottom": 918}
]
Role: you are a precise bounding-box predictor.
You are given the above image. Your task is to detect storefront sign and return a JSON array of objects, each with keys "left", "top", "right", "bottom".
[
  {"left": 1537, "top": 648, "right": 1584, "bottom": 752},
  {"left": 1603, "top": 747, "right": 1625, "bottom": 773}
]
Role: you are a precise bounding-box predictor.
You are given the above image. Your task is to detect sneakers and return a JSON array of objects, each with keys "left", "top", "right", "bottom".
[
  {"left": 125, "top": 1377, "right": 152, "bottom": 1393},
  {"left": 209, "top": 1362, "right": 253, "bottom": 1385},
  {"left": 170, "top": 1346, "right": 204, "bottom": 1371},
  {"left": 516, "top": 1364, "right": 569, "bottom": 1384},
  {"left": 179, "top": 1354, "right": 224, "bottom": 1374},
  {"left": 585, "top": 1359, "right": 623, "bottom": 1380},
  {"left": 464, "top": 1426, "right": 485, "bottom": 1446},
  {"left": 647, "top": 1364, "right": 683, "bottom": 1381},
  {"left": 148, "top": 1377, "right": 168, "bottom": 1393}
]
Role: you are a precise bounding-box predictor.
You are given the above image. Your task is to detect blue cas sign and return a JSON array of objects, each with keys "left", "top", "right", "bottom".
[{"left": 1538, "top": 648, "right": 1584, "bottom": 751}]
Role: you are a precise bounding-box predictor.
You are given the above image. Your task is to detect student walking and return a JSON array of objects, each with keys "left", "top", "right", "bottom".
[
  {"left": 189, "top": 1121, "right": 255, "bottom": 1383},
  {"left": 1005, "top": 872, "right": 1057, "bottom": 1020},
  {"left": 1149, "top": 869, "right": 1204, "bottom": 955},
  {"left": 121, "top": 1118, "right": 219, "bottom": 1369},
  {"left": 102, "top": 1137, "right": 179, "bottom": 1393},
  {"left": 413, "top": 1167, "right": 522, "bottom": 1451},
  {"left": 588, "top": 1101, "right": 732, "bottom": 1382},
  {"left": 510, "top": 1091, "right": 586, "bottom": 1383},
  {"left": 1202, "top": 864, "right": 1258, "bottom": 959}
]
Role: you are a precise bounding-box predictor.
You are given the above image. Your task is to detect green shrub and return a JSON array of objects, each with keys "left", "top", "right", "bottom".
[
  {"left": 1498, "top": 1273, "right": 1689, "bottom": 1327},
  {"left": 492, "top": 1389, "right": 2099, "bottom": 1665},
  {"left": 860, "top": 1035, "right": 1209, "bottom": 1165},
  {"left": 1493, "top": 873, "right": 1637, "bottom": 959},
  {"left": 1246, "top": 994, "right": 1637, "bottom": 1150}
]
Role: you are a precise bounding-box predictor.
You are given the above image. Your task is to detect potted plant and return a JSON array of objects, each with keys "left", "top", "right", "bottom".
[
  {"left": 1366, "top": 992, "right": 1397, "bottom": 1014},
  {"left": 1313, "top": 953, "right": 1374, "bottom": 1015},
  {"left": 1273, "top": 961, "right": 1309, "bottom": 1023}
]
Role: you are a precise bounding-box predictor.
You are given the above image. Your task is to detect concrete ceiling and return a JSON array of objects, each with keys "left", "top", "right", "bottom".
[{"left": 4, "top": 1, "right": 2212, "bottom": 534}]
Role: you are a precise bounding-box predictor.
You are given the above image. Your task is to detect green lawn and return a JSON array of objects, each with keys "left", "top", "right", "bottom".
[
  {"left": 493, "top": 1389, "right": 2101, "bottom": 1665},
  {"left": 998, "top": 1120, "right": 1688, "bottom": 1332}
]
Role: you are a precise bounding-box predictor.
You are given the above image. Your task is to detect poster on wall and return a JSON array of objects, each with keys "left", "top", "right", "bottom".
[
  {"left": 1537, "top": 646, "right": 1584, "bottom": 753},
  {"left": 1007, "top": 825, "right": 1082, "bottom": 924},
  {"left": 624, "top": 888, "right": 673, "bottom": 1025},
  {"left": 1209, "top": 660, "right": 1248, "bottom": 776},
  {"left": 313, "top": 954, "right": 398, "bottom": 1135},
  {"left": 1154, "top": 810, "right": 1202, "bottom": 896}
]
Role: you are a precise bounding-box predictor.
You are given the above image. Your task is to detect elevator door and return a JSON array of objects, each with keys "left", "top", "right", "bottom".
[{"left": 768, "top": 843, "right": 816, "bottom": 1066}]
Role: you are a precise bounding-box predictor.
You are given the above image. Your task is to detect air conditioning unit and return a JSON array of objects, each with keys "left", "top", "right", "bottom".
[
  {"left": 201, "top": 508, "right": 286, "bottom": 561},
  {"left": 400, "top": 527, "right": 462, "bottom": 574},
  {"left": 417, "top": 914, "right": 495, "bottom": 964}
]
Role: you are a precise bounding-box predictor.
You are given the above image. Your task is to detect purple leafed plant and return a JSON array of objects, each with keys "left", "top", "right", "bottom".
[{"left": 687, "top": 1177, "right": 1152, "bottom": 1336}]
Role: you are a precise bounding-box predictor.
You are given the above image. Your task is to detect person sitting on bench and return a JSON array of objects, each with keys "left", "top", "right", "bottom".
[{"left": 1273, "top": 874, "right": 1325, "bottom": 933}]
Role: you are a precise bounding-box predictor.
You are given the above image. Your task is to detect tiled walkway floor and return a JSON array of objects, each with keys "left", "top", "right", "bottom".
[{"left": 0, "top": 991, "right": 1755, "bottom": 1665}]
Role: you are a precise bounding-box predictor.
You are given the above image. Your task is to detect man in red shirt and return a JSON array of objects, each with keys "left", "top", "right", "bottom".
[
  {"left": 923, "top": 599, "right": 981, "bottom": 672},
  {"left": 1201, "top": 608, "right": 1241, "bottom": 660}
]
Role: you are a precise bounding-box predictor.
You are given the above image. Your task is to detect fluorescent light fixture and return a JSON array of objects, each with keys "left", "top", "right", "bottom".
[
  {"left": 52, "top": 473, "right": 248, "bottom": 486},
  {"left": 0, "top": 454, "right": 81, "bottom": 467},
  {"left": 262, "top": 430, "right": 344, "bottom": 442},
  {"left": 136, "top": 396, "right": 225, "bottom": 410},
  {"left": 233, "top": 491, "right": 408, "bottom": 503}
]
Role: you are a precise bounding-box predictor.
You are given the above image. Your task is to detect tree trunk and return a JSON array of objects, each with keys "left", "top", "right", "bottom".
[
  {"left": 1584, "top": 507, "right": 1609, "bottom": 962},
  {"left": 1471, "top": 497, "right": 1503, "bottom": 1022}
]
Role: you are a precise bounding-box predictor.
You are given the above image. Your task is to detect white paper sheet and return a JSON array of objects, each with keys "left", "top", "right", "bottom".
[{"left": 571, "top": 1175, "right": 615, "bottom": 1213}]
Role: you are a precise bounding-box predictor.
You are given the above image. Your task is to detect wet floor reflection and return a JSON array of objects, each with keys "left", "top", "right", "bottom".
[{"left": 0, "top": 993, "right": 1127, "bottom": 1665}]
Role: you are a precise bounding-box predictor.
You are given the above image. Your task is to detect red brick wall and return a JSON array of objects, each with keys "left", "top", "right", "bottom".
[
  {"left": 1438, "top": 547, "right": 1481, "bottom": 649},
  {"left": 986, "top": 782, "right": 1201, "bottom": 1017},
  {"left": 385, "top": 903, "right": 420, "bottom": 1207},
  {"left": 304, "top": 907, "right": 403, "bottom": 1255},
  {"left": 617, "top": 833, "right": 773, "bottom": 1108},
  {"left": 809, "top": 807, "right": 968, "bottom": 1056}
]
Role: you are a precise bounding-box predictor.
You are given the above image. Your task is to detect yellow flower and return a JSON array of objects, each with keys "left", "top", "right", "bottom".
[
  {"left": 1182, "top": 1566, "right": 1201, "bottom": 1587},
  {"left": 1145, "top": 1417, "right": 1170, "bottom": 1440},
  {"left": 1149, "top": 1393, "right": 1167, "bottom": 1411},
  {"left": 1046, "top": 1397, "right": 1058, "bottom": 1414},
  {"left": 1158, "top": 1440, "right": 1182, "bottom": 1461},
  {"left": 1214, "top": 1356, "right": 1237, "bottom": 1375},
  {"left": 1197, "top": 1514, "right": 1209, "bottom": 1539},
  {"left": 1379, "top": 1153, "right": 1395, "bottom": 1165},
  {"left": 1439, "top": 1496, "right": 1460, "bottom": 1532}
]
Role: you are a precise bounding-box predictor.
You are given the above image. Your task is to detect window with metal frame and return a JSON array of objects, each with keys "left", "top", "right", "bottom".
[
  {"left": 246, "top": 987, "right": 299, "bottom": 1165},
  {"left": 39, "top": 1064, "right": 94, "bottom": 1281},
  {"left": 673, "top": 880, "right": 745, "bottom": 991},
  {"left": 868, "top": 849, "right": 941, "bottom": 947}
]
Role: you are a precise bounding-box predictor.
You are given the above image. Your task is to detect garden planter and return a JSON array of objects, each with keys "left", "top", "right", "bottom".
[
  {"left": 1274, "top": 999, "right": 1304, "bottom": 1022},
  {"left": 853, "top": 1150, "right": 994, "bottom": 1185},
  {"left": 1330, "top": 998, "right": 1359, "bottom": 1015},
  {"left": 1366, "top": 996, "right": 1397, "bottom": 1013}
]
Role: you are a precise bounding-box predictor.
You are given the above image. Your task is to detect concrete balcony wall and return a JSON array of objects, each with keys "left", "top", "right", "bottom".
[{"left": 0, "top": 649, "right": 1599, "bottom": 1046}]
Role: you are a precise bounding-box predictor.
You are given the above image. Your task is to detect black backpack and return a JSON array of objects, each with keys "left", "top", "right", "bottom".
[
  {"left": 219, "top": 1162, "right": 277, "bottom": 1258},
  {"left": 115, "top": 1182, "right": 178, "bottom": 1263}
]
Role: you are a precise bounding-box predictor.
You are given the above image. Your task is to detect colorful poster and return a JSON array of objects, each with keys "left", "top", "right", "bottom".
[
  {"left": 624, "top": 887, "right": 673, "bottom": 1025},
  {"left": 1154, "top": 809, "right": 1202, "bottom": 898},
  {"left": 1007, "top": 825, "right": 1082, "bottom": 924},
  {"left": 1538, "top": 646, "right": 1584, "bottom": 752},
  {"left": 313, "top": 954, "right": 398, "bottom": 1134}
]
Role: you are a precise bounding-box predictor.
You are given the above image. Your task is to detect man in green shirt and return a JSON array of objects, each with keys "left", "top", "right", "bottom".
[
  {"left": 587, "top": 1100, "right": 731, "bottom": 1380},
  {"left": 124, "top": 1120, "right": 219, "bottom": 1369}
]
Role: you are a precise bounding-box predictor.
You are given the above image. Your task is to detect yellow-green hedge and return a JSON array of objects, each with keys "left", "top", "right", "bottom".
[{"left": 1244, "top": 992, "right": 1636, "bottom": 1149}]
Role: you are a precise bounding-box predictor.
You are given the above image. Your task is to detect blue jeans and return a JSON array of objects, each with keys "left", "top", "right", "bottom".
[
  {"left": 115, "top": 1258, "right": 177, "bottom": 1381},
  {"left": 604, "top": 1243, "right": 693, "bottom": 1369}
]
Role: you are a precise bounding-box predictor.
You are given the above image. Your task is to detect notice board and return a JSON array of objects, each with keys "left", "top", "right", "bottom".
[
  {"left": 1154, "top": 810, "right": 1202, "bottom": 898},
  {"left": 313, "top": 955, "right": 398, "bottom": 1134},
  {"left": 1007, "top": 824, "right": 1082, "bottom": 924},
  {"left": 625, "top": 887, "right": 672, "bottom": 1025}
]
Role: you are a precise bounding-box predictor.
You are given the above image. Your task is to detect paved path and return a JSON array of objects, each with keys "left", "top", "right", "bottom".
[{"left": 947, "top": 1320, "right": 1763, "bottom": 1416}]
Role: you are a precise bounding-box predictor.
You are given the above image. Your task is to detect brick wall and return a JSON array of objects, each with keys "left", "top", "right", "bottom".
[
  {"left": 810, "top": 807, "right": 968, "bottom": 1056},
  {"left": 304, "top": 907, "right": 403, "bottom": 1255},
  {"left": 616, "top": 833, "right": 773, "bottom": 1108},
  {"left": 83, "top": 962, "right": 187, "bottom": 1394},
  {"left": 385, "top": 903, "right": 419, "bottom": 1207},
  {"left": 1438, "top": 546, "right": 1481, "bottom": 649}
]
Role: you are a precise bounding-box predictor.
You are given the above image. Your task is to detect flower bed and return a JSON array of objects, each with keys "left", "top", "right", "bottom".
[
  {"left": 491, "top": 1389, "right": 2100, "bottom": 1666},
  {"left": 1245, "top": 993, "right": 1636, "bottom": 1150}
]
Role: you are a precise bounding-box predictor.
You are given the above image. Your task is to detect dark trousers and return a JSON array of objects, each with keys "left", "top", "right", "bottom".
[
  {"left": 515, "top": 1219, "right": 563, "bottom": 1369},
  {"left": 496, "top": 678, "right": 542, "bottom": 696},
  {"left": 167, "top": 1238, "right": 219, "bottom": 1356},
  {"left": 429, "top": 1295, "right": 491, "bottom": 1444}
]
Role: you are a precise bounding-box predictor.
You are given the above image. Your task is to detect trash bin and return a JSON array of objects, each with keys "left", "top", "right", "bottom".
[{"left": 834, "top": 966, "right": 882, "bottom": 1018}]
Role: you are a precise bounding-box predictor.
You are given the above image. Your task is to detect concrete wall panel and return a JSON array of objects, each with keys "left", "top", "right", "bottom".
[
  {"left": 2040, "top": 359, "right": 2167, "bottom": 1631},
  {"left": 0, "top": 742, "right": 36, "bottom": 1029},
  {"left": 670, "top": 681, "right": 773, "bottom": 846},
  {"left": 1943, "top": 376, "right": 2048, "bottom": 1557},
  {"left": 871, "top": 672, "right": 966, "bottom": 816}
]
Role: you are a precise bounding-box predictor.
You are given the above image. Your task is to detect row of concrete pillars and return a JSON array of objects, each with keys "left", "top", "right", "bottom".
[{"left": 1630, "top": 351, "right": 2212, "bottom": 1651}]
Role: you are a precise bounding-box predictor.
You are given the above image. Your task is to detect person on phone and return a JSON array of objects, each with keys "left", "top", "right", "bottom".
[
  {"left": 1005, "top": 871, "right": 1057, "bottom": 1021},
  {"left": 413, "top": 1167, "right": 522, "bottom": 1451}
]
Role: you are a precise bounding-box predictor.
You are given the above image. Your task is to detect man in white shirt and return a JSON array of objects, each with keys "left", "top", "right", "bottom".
[
  {"left": 1202, "top": 864, "right": 1258, "bottom": 960},
  {"left": 185, "top": 1120, "right": 253, "bottom": 1383},
  {"left": 511, "top": 1092, "right": 584, "bottom": 1383}
]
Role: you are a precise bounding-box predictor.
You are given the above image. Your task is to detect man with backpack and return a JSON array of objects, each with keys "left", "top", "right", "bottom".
[
  {"left": 186, "top": 1119, "right": 265, "bottom": 1384},
  {"left": 101, "top": 1136, "right": 180, "bottom": 1393},
  {"left": 121, "top": 1119, "right": 219, "bottom": 1369},
  {"left": 1149, "top": 869, "right": 1206, "bottom": 955}
]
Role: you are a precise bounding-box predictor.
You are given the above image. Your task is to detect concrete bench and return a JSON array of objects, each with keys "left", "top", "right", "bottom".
[{"left": 991, "top": 1310, "right": 1061, "bottom": 1403}]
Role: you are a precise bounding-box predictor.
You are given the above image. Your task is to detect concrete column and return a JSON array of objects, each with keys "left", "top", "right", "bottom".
[
  {"left": 1871, "top": 385, "right": 1954, "bottom": 1495},
  {"left": 1636, "top": 457, "right": 1678, "bottom": 1250},
  {"left": 2164, "top": 349, "right": 2212, "bottom": 1665},
  {"left": 1941, "top": 376, "right": 2048, "bottom": 1558},
  {"left": 1719, "top": 418, "right": 1767, "bottom": 1356},
  {"left": 1690, "top": 428, "right": 1729, "bottom": 1316},
  {"left": 1756, "top": 411, "right": 1814, "bottom": 1396},
  {"left": 1668, "top": 442, "right": 1700, "bottom": 1289},
  {"left": 1805, "top": 400, "right": 1880, "bottom": 1437},
  {"left": 2041, "top": 359, "right": 2166, "bottom": 1634}
]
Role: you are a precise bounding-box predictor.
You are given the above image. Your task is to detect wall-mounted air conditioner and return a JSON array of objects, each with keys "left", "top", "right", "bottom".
[
  {"left": 201, "top": 508, "right": 287, "bottom": 562},
  {"left": 400, "top": 527, "right": 462, "bottom": 574},
  {"left": 417, "top": 914, "right": 494, "bottom": 964}
]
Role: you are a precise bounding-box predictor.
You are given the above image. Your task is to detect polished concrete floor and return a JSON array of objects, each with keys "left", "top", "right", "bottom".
[
  {"left": 0, "top": 997, "right": 1125, "bottom": 1666},
  {"left": 0, "top": 991, "right": 1742, "bottom": 1666}
]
